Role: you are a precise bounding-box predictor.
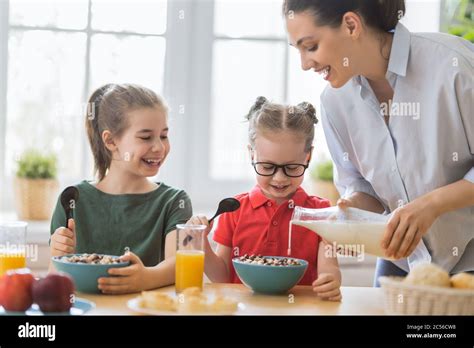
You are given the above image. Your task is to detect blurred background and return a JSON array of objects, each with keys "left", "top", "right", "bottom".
[{"left": 0, "top": 0, "right": 472, "bottom": 281}]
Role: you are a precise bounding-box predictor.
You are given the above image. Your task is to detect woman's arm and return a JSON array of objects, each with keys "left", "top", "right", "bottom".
[
  {"left": 430, "top": 179, "right": 474, "bottom": 216},
  {"left": 383, "top": 179, "right": 474, "bottom": 259}
]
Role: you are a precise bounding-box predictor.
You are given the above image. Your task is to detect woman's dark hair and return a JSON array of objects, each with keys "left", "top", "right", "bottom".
[
  {"left": 85, "top": 83, "right": 167, "bottom": 181},
  {"left": 283, "top": 0, "right": 406, "bottom": 32}
]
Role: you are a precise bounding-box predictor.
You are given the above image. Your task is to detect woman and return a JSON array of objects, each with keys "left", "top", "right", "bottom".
[{"left": 283, "top": 0, "right": 474, "bottom": 285}]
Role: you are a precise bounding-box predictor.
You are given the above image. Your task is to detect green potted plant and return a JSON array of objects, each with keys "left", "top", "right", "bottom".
[
  {"left": 14, "top": 150, "right": 59, "bottom": 220},
  {"left": 309, "top": 160, "right": 340, "bottom": 206},
  {"left": 444, "top": 0, "right": 474, "bottom": 43}
]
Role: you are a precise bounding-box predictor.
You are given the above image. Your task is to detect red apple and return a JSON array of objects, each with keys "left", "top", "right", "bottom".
[
  {"left": 32, "top": 272, "right": 75, "bottom": 312},
  {"left": 0, "top": 268, "right": 35, "bottom": 312}
]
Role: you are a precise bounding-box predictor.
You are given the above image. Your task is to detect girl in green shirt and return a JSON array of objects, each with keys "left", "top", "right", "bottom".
[{"left": 49, "top": 84, "right": 192, "bottom": 294}]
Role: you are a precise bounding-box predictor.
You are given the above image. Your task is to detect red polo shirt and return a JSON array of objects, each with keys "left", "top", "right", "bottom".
[{"left": 213, "top": 185, "right": 331, "bottom": 285}]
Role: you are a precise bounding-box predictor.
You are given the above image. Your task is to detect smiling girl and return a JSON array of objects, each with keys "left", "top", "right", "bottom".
[
  {"left": 49, "top": 84, "right": 192, "bottom": 294},
  {"left": 188, "top": 97, "right": 342, "bottom": 301}
]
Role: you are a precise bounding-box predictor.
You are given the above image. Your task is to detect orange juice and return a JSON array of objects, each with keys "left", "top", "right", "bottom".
[
  {"left": 175, "top": 250, "right": 205, "bottom": 293},
  {"left": 0, "top": 252, "right": 27, "bottom": 275}
]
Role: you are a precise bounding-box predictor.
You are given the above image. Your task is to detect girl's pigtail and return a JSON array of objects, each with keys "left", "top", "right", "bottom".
[
  {"left": 246, "top": 96, "right": 267, "bottom": 121},
  {"left": 297, "top": 101, "right": 318, "bottom": 125}
]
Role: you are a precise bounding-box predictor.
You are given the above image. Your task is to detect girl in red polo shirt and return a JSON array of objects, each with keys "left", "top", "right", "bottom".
[{"left": 188, "top": 96, "right": 342, "bottom": 301}]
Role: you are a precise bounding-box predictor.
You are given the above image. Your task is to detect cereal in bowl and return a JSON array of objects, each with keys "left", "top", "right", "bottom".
[
  {"left": 60, "top": 253, "right": 123, "bottom": 265},
  {"left": 236, "top": 254, "right": 302, "bottom": 266}
]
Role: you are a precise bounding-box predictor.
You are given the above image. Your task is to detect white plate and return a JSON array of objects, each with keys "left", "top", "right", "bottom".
[{"left": 127, "top": 297, "right": 245, "bottom": 316}]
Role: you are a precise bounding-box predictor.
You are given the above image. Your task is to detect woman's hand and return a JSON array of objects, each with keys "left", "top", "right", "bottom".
[
  {"left": 98, "top": 251, "right": 149, "bottom": 294},
  {"left": 50, "top": 218, "right": 76, "bottom": 257},
  {"left": 382, "top": 194, "right": 440, "bottom": 259},
  {"left": 337, "top": 192, "right": 385, "bottom": 214},
  {"left": 336, "top": 197, "right": 352, "bottom": 209},
  {"left": 312, "top": 273, "right": 342, "bottom": 301}
]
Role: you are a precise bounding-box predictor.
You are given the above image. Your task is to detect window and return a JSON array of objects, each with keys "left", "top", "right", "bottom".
[{"left": 1, "top": 0, "right": 168, "bottom": 211}]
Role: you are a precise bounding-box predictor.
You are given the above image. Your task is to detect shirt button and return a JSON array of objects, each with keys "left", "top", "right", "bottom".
[
  {"left": 272, "top": 221, "right": 278, "bottom": 226},
  {"left": 267, "top": 202, "right": 272, "bottom": 207},
  {"left": 391, "top": 166, "right": 397, "bottom": 172}
]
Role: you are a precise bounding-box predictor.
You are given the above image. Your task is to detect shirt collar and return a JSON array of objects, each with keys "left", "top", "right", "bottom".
[
  {"left": 387, "top": 22, "right": 411, "bottom": 77},
  {"left": 249, "top": 185, "right": 309, "bottom": 209},
  {"left": 352, "top": 22, "right": 411, "bottom": 89}
]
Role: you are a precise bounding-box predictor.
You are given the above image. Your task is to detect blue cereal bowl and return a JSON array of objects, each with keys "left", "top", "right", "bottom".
[
  {"left": 232, "top": 256, "right": 308, "bottom": 295},
  {"left": 52, "top": 254, "right": 130, "bottom": 293}
]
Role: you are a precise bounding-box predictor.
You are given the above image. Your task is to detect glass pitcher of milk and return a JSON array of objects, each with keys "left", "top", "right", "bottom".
[
  {"left": 290, "top": 206, "right": 432, "bottom": 267},
  {"left": 289, "top": 206, "right": 390, "bottom": 258}
]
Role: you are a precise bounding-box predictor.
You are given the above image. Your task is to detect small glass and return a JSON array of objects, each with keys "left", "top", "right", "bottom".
[
  {"left": 0, "top": 221, "right": 27, "bottom": 275},
  {"left": 175, "top": 224, "right": 206, "bottom": 293}
]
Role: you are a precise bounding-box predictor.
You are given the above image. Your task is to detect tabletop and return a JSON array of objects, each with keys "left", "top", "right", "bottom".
[{"left": 80, "top": 283, "right": 386, "bottom": 315}]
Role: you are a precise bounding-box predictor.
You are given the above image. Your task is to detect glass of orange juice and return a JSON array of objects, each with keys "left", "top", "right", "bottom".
[
  {"left": 175, "top": 224, "right": 206, "bottom": 293},
  {"left": 0, "top": 221, "right": 27, "bottom": 276}
]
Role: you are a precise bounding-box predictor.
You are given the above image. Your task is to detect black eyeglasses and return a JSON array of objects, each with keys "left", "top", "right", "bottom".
[{"left": 252, "top": 162, "right": 309, "bottom": 178}]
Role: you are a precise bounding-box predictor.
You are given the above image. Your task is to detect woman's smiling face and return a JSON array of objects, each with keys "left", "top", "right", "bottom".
[{"left": 286, "top": 11, "right": 358, "bottom": 88}]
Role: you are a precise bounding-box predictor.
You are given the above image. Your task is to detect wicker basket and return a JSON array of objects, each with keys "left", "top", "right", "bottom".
[
  {"left": 14, "top": 177, "right": 59, "bottom": 220},
  {"left": 379, "top": 276, "right": 474, "bottom": 315}
]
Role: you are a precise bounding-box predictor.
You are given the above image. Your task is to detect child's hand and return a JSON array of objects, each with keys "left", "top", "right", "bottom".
[
  {"left": 98, "top": 251, "right": 149, "bottom": 294},
  {"left": 186, "top": 215, "right": 212, "bottom": 235},
  {"left": 50, "top": 218, "right": 76, "bottom": 257},
  {"left": 186, "top": 215, "right": 213, "bottom": 253},
  {"left": 312, "top": 273, "right": 342, "bottom": 301}
]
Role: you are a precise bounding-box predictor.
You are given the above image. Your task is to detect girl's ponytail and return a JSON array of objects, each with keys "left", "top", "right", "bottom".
[{"left": 85, "top": 84, "right": 114, "bottom": 181}]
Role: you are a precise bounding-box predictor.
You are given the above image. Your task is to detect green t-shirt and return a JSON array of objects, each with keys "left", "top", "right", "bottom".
[{"left": 50, "top": 180, "right": 192, "bottom": 266}]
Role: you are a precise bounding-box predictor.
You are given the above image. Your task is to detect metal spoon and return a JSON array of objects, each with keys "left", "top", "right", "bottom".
[
  {"left": 183, "top": 198, "right": 240, "bottom": 246},
  {"left": 60, "top": 186, "right": 79, "bottom": 227}
]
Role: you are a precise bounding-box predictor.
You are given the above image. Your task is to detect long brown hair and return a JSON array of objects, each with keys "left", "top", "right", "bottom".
[{"left": 85, "top": 83, "right": 167, "bottom": 181}]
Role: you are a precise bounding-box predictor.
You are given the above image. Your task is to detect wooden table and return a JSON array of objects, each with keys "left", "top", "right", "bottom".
[{"left": 81, "top": 283, "right": 386, "bottom": 315}]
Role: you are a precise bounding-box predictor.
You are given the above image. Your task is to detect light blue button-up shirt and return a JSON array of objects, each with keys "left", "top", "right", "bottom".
[{"left": 321, "top": 22, "right": 473, "bottom": 273}]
